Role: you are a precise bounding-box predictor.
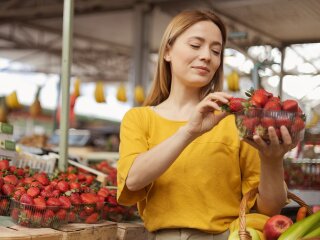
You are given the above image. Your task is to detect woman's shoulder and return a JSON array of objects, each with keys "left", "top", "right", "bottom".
[{"left": 122, "top": 106, "right": 152, "bottom": 123}]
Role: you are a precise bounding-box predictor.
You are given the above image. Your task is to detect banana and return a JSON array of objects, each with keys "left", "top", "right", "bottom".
[
  {"left": 306, "top": 110, "right": 319, "bottom": 129},
  {"left": 134, "top": 85, "right": 145, "bottom": 105},
  {"left": 73, "top": 78, "right": 81, "bottom": 97},
  {"left": 116, "top": 84, "right": 127, "bottom": 102},
  {"left": 227, "top": 71, "right": 240, "bottom": 92},
  {"left": 5, "top": 91, "right": 21, "bottom": 109},
  {"left": 29, "top": 86, "right": 42, "bottom": 117},
  {"left": 94, "top": 81, "right": 106, "bottom": 103},
  {"left": 229, "top": 213, "right": 270, "bottom": 233}
]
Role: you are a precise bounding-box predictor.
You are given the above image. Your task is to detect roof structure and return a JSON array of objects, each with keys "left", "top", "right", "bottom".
[{"left": 0, "top": 0, "right": 319, "bottom": 82}]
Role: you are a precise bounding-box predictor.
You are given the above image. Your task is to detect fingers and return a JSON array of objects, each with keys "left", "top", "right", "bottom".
[
  {"left": 268, "top": 127, "right": 280, "bottom": 146},
  {"left": 205, "top": 92, "right": 232, "bottom": 105}
]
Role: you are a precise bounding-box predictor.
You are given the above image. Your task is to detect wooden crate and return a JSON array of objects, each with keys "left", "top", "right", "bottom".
[
  {"left": 117, "top": 222, "right": 151, "bottom": 240},
  {"left": 0, "top": 216, "right": 117, "bottom": 240}
]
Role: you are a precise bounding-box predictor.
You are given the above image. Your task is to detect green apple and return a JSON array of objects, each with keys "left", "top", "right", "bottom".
[{"left": 228, "top": 227, "right": 261, "bottom": 240}]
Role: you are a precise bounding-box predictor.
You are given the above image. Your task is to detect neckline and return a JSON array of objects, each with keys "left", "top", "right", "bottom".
[{"left": 148, "top": 106, "right": 187, "bottom": 123}]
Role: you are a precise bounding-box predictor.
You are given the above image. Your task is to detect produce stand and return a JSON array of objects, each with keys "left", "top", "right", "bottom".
[{"left": 0, "top": 216, "right": 118, "bottom": 240}]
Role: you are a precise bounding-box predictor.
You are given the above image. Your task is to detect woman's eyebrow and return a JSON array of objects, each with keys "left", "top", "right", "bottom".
[{"left": 188, "top": 36, "right": 222, "bottom": 47}]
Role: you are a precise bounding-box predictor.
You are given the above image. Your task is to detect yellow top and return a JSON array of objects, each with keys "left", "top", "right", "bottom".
[{"left": 117, "top": 106, "right": 260, "bottom": 233}]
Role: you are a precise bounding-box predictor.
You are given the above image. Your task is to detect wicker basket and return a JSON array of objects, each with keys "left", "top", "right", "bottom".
[{"left": 237, "top": 188, "right": 313, "bottom": 240}]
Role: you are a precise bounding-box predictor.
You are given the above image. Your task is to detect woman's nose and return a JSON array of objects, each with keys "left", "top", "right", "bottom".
[{"left": 199, "top": 48, "right": 211, "bottom": 61}]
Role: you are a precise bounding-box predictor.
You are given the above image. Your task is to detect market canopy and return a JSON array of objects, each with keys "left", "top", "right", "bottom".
[{"left": 0, "top": 0, "right": 319, "bottom": 82}]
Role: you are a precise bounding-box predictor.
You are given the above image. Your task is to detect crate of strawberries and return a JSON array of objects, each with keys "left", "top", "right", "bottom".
[{"left": 222, "top": 88, "right": 306, "bottom": 143}]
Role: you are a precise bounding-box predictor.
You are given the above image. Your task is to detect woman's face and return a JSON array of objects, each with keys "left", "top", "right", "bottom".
[{"left": 165, "top": 20, "right": 223, "bottom": 89}]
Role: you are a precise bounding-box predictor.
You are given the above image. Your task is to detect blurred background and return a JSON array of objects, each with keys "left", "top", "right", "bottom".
[{"left": 0, "top": 0, "right": 320, "bottom": 202}]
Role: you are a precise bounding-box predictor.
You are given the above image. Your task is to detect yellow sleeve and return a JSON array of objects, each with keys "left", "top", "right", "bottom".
[
  {"left": 239, "top": 140, "right": 260, "bottom": 210},
  {"left": 117, "top": 108, "right": 149, "bottom": 206}
]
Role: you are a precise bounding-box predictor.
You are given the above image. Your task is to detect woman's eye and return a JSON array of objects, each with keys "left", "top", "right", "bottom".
[
  {"left": 190, "top": 44, "right": 200, "bottom": 49},
  {"left": 211, "top": 49, "right": 221, "bottom": 55}
]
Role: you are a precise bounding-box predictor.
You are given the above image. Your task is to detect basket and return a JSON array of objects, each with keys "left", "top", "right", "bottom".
[
  {"left": 239, "top": 188, "right": 313, "bottom": 240},
  {"left": 237, "top": 188, "right": 313, "bottom": 240},
  {"left": 10, "top": 199, "right": 70, "bottom": 228},
  {"left": 234, "top": 109, "right": 305, "bottom": 143},
  {"left": 69, "top": 202, "right": 104, "bottom": 224}
]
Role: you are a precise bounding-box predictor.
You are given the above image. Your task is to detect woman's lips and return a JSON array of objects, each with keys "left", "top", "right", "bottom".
[{"left": 192, "top": 66, "right": 210, "bottom": 74}]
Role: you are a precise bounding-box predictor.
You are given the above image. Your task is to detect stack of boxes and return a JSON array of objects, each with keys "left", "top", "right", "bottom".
[{"left": 0, "top": 122, "right": 17, "bottom": 162}]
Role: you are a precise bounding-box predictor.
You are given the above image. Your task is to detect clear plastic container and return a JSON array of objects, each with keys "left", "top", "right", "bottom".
[
  {"left": 0, "top": 195, "right": 11, "bottom": 216},
  {"left": 234, "top": 109, "right": 305, "bottom": 143},
  {"left": 10, "top": 199, "right": 70, "bottom": 228}
]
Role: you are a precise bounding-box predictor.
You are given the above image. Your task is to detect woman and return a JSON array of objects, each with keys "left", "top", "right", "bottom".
[{"left": 117, "top": 10, "right": 294, "bottom": 239}]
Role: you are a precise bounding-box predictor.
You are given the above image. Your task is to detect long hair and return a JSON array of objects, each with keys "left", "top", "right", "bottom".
[{"left": 143, "top": 10, "right": 227, "bottom": 106}]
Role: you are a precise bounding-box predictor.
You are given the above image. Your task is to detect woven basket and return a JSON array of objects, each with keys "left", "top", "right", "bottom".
[{"left": 238, "top": 188, "right": 313, "bottom": 240}]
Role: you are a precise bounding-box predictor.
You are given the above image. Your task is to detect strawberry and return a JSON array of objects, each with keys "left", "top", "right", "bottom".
[
  {"left": 46, "top": 197, "right": 62, "bottom": 211},
  {"left": 291, "top": 117, "right": 305, "bottom": 132},
  {"left": 32, "top": 212, "right": 43, "bottom": 225},
  {"left": 282, "top": 99, "right": 298, "bottom": 112},
  {"left": 20, "top": 193, "right": 35, "bottom": 205},
  {"left": 13, "top": 189, "right": 25, "bottom": 201},
  {"left": 0, "top": 159, "right": 9, "bottom": 171},
  {"left": 56, "top": 209, "right": 67, "bottom": 221},
  {"left": 80, "top": 193, "right": 98, "bottom": 204},
  {"left": 0, "top": 198, "right": 9, "bottom": 213},
  {"left": 43, "top": 209, "right": 55, "bottom": 226},
  {"left": 246, "top": 88, "right": 272, "bottom": 108},
  {"left": 69, "top": 193, "right": 82, "bottom": 205},
  {"left": 263, "top": 100, "right": 281, "bottom": 111},
  {"left": 34, "top": 197, "right": 47, "bottom": 210},
  {"left": 67, "top": 173, "right": 78, "bottom": 182},
  {"left": 27, "top": 187, "right": 40, "bottom": 198},
  {"left": 3, "top": 175, "right": 18, "bottom": 186},
  {"left": 222, "top": 97, "right": 246, "bottom": 113},
  {"left": 243, "top": 117, "right": 260, "bottom": 132},
  {"left": 59, "top": 196, "right": 72, "bottom": 209},
  {"left": 0, "top": 178, "right": 3, "bottom": 189},
  {"left": 35, "top": 174, "right": 49, "bottom": 186},
  {"left": 57, "top": 181, "right": 69, "bottom": 193},
  {"left": 15, "top": 168, "right": 25, "bottom": 176},
  {"left": 261, "top": 117, "right": 276, "bottom": 128},
  {"left": 84, "top": 206, "right": 95, "bottom": 215},
  {"left": 2, "top": 183, "right": 15, "bottom": 196},
  {"left": 68, "top": 211, "right": 76, "bottom": 223},
  {"left": 85, "top": 212, "right": 99, "bottom": 224},
  {"left": 69, "top": 182, "right": 81, "bottom": 191},
  {"left": 11, "top": 207, "right": 19, "bottom": 221},
  {"left": 275, "top": 117, "right": 292, "bottom": 128}
]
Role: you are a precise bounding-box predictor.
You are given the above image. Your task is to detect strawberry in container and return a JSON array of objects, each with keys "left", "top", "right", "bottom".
[
  {"left": 98, "top": 187, "right": 139, "bottom": 222},
  {"left": 222, "top": 88, "right": 306, "bottom": 144},
  {"left": 68, "top": 191, "right": 104, "bottom": 224},
  {"left": 0, "top": 159, "right": 29, "bottom": 216}
]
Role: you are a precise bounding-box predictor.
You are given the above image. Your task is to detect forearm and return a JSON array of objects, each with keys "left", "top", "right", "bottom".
[
  {"left": 126, "top": 126, "right": 196, "bottom": 191},
  {"left": 256, "top": 157, "right": 287, "bottom": 216}
]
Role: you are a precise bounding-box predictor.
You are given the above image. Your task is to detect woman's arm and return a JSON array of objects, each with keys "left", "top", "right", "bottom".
[
  {"left": 126, "top": 125, "right": 195, "bottom": 191},
  {"left": 126, "top": 92, "right": 231, "bottom": 191},
  {"left": 251, "top": 126, "right": 297, "bottom": 216}
]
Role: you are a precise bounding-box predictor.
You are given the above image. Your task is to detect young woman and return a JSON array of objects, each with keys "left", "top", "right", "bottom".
[{"left": 117, "top": 10, "right": 295, "bottom": 239}]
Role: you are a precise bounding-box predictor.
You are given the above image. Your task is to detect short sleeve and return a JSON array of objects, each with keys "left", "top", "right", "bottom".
[
  {"left": 117, "top": 108, "right": 149, "bottom": 206},
  {"left": 239, "top": 140, "right": 261, "bottom": 210}
]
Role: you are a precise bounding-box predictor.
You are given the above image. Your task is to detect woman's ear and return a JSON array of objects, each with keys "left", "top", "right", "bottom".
[
  {"left": 164, "top": 52, "right": 171, "bottom": 62},
  {"left": 164, "top": 45, "right": 171, "bottom": 62}
]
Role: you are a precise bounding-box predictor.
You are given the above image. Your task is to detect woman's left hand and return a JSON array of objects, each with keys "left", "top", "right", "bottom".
[{"left": 243, "top": 125, "right": 298, "bottom": 164}]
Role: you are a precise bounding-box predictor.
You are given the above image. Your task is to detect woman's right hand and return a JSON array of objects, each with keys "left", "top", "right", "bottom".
[{"left": 184, "top": 92, "right": 232, "bottom": 137}]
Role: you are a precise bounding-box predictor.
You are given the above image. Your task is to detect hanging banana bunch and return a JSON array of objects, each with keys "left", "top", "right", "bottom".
[
  {"left": 306, "top": 110, "right": 319, "bottom": 129},
  {"left": 29, "top": 86, "right": 42, "bottom": 117},
  {"left": 134, "top": 85, "right": 145, "bottom": 105},
  {"left": 116, "top": 84, "right": 127, "bottom": 102},
  {"left": 94, "top": 81, "right": 106, "bottom": 103},
  {"left": 0, "top": 96, "right": 8, "bottom": 123},
  {"left": 73, "top": 77, "right": 81, "bottom": 97},
  {"left": 227, "top": 71, "right": 240, "bottom": 92},
  {"left": 5, "top": 91, "right": 21, "bottom": 110}
]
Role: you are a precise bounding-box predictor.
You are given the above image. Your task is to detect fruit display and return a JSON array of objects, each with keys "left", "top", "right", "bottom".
[
  {"left": 222, "top": 88, "right": 306, "bottom": 143},
  {"left": 284, "top": 158, "right": 320, "bottom": 190}
]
